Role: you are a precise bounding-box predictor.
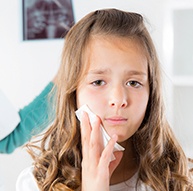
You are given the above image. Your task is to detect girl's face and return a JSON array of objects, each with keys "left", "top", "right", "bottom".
[{"left": 76, "top": 36, "right": 149, "bottom": 144}]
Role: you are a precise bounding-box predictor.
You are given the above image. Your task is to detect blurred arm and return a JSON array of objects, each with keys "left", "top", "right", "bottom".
[{"left": 0, "top": 82, "right": 55, "bottom": 154}]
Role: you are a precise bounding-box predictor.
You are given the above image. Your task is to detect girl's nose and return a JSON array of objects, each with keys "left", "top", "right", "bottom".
[{"left": 108, "top": 87, "right": 128, "bottom": 108}]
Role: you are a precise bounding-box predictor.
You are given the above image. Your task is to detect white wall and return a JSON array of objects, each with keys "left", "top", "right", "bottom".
[{"left": 1, "top": 0, "right": 189, "bottom": 190}]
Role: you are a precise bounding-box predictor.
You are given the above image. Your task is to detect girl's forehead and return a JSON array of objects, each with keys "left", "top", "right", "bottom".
[
  {"left": 86, "top": 35, "right": 148, "bottom": 57},
  {"left": 86, "top": 35, "right": 147, "bottom": 63},
  {"left": 80, "top": 35, "right": 148, "bottom": 77}
]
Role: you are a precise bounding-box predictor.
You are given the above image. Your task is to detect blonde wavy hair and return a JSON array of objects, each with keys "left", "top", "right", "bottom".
[{"left": 28, "top": 9, "right": 193, "bottom": 191}]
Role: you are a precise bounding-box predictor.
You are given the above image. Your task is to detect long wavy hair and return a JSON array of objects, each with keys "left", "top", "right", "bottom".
[{"left": 28, "top": 9, "right": 193, "bottom": 191}]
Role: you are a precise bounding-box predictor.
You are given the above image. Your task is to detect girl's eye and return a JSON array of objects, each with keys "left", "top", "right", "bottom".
[
  {"left": 92, "top": 80, "right": 105, "bottom": 86},
  {"left": 127, "top": 81, "right": 141, "bottom": 88}
]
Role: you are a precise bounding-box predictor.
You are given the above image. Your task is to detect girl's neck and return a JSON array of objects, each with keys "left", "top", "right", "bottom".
[{"left": 110, "top": 138, "right": 139, "bottom": 185}]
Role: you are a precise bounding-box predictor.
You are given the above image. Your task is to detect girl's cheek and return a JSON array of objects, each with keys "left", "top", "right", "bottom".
[
  {"left": 87, "top": 91, "right": 106, "bottom": 110},
  {"left": 77, "top": 85, "right": 107, "bottom": 109}
]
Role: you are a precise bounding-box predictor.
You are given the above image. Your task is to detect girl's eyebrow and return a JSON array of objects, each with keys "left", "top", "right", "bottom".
[
  {"left": 87, "top": 69, "right": 111, "bottom": 75},
  {"left": 125, "top": 70, "right": 147, "bottom": 77},
  {"left": 88, "top": 69, "right": 147, "bottom": 76}
]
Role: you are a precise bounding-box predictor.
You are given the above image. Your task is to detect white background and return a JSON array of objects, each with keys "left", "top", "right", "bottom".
[{"left": 0, "top": 0, "right": 192, "bottom": 190}]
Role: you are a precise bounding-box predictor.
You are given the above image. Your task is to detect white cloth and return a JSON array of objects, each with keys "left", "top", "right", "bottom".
[
  {"left": 0, "top": 90, "right": 20, "bottom": 140},
  {"left": 75, "top": 104, "right": 125, "bottom": 161},
  {"left": 16, "top": 166, "right": 39, "bottom": 191},
  {"left": 110, "top": 172, "right": 152, "bottom": 191},
  {"left": 110, "top": 172, "right": 138, "bottom": 191},
  {"left": 16, "top": 166, "right": 152, "bottom": 191}
]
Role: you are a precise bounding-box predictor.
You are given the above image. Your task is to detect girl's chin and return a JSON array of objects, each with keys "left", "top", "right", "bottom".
[{"left": 116, "top": 136, "right": 132, "bottom": 147}]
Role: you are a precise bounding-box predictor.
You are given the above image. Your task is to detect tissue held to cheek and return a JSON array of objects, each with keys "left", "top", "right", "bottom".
[{"left": 75, "top": 104, "right": 125, "bottom": 161}]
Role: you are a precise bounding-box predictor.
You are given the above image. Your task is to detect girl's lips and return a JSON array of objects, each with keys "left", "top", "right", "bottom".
[{"left": 105, "top": 117, "right": 128, "bottom": 125}]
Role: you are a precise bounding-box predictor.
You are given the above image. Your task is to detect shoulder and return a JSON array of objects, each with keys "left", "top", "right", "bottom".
[
  {"left": 16, "top": 166, "right": 39, "bottom": 191},
  {"left": 139, "top": 182, "right": 154, "bottom": 191}
]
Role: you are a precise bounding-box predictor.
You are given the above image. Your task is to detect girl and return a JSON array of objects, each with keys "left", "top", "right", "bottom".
[{"left": 16, "top": 8, "right": 193, "bottom": 191}]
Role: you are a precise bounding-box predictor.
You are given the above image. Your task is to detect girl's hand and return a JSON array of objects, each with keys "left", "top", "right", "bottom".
[{"left": 80, "top": 112, "right": 123, "bottom": 191}]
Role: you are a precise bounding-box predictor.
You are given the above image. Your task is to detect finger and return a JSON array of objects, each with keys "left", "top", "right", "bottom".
[
  {"left": 99, "top": 134, "right": 118, "bottom": 168},
  {"left": 80, "top": 112, "right": 91, "bottom": 156},
  {"left": 89, "top": 116, "right": 103, "bottom": 159}
]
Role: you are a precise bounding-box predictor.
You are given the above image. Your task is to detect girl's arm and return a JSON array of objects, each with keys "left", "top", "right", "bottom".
[{"left": 0, "top": 82, "right": 55, "bottom": 154}]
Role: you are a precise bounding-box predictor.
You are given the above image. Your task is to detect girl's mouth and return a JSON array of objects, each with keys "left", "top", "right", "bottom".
[{"left": 105, "top": 116, "right": 127, "bottom": 125}]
